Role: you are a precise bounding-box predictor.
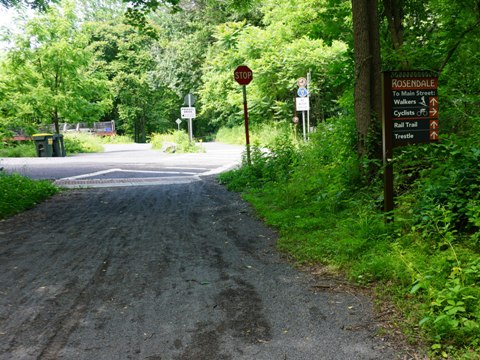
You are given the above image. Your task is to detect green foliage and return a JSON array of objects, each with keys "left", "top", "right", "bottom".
[
  {"left": 85, "top": 20, "right": 178, "bottom": 141},
  {"left": 63, "top": 133, "right": 103, "bottom": 153},
  {"left": 219, "top": 114, "right": 480, "bottom": 356},
  {"left": 215, "top": 121, "right": 295, "bottom": 146},
  {"left": 0, "top": 1, "right": 113, "bottom": 130},
  {"left": 0, "top": 172, "right": 58, "bottom": 219},
  {"left": 99, "top": 134, "right": 134, "bottom": 144},
  {"left": 0, "top": 141, "right": 36, "bottom": 157},
  {"left": 150, "top": 130, "right": 204, "bottom": 153},
  {"left": 395, "top": 135, "right": 480, "bottom": 241},
  {"left": 200, "top": 0, "right": 350, "bottom": 129}
]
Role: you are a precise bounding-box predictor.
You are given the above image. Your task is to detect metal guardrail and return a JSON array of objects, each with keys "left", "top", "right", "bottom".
[{"left": 40, "top": 121, "right": 116, "bottom": 136}]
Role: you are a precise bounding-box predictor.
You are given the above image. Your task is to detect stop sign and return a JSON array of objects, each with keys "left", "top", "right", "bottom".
[{"left": 234, "top": 65, "right": 253, "bottom": 85}]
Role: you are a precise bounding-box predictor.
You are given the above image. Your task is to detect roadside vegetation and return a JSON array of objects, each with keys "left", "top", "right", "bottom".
[
  {"left": 63, "top": 133, "right": 104, "bottom": 154},
  {"left": 0, "top": 134, "right": 137, "bottom": 157},
  {"left": 219, "top": 120, "right": 480, "bottom": 359},
  {"left": 215, "top": 122, "right": 296, "bottom": 146},
  {"left": 150, "top": 130, "right": 205, "bottom": 153},
  {"left": 0, "top": 142, "right": 36, "bottom": 157},
  {"left": 0, "top": 171, "right": 58, "bottom": 219}
]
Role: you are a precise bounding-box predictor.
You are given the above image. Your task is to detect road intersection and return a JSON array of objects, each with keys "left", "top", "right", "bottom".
[{"left": 1, "top": 142, "right": 243, "bottom": 188}]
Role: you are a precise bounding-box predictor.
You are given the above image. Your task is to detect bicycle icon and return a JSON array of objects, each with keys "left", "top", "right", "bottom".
[{"left": 417, "top": 108, "right": 428, "bottom": 116}]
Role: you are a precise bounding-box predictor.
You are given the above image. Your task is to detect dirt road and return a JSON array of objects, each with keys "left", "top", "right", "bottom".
[{"left": 0, "top": 177, "right": 397, "bottom": 359}]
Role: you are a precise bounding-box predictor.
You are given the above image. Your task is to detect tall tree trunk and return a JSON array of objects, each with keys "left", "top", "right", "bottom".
[
  {"left": 53, "top": 107, "right": 60, "bottom": 134},
  {"left": 383, "top": 0, "right": 404, "bottom": 50},
  {"left": 352, "top": 0, "right": 382, "bottom": 161},
  {"left": 383, "top": 0, "right": 409, "bottom": 68}
]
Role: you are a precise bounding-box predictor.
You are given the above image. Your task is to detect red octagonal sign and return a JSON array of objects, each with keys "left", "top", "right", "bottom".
[{"left": 234, "top": 65, "right": 253, "bottom": 85}]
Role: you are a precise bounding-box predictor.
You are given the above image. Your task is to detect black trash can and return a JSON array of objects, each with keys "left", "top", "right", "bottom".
[
  {"left": 32, "top": 134, "right": 54, "bottom": 157},
  {"left": 52, "top": 134, "right": 66, "bottom": 157}
]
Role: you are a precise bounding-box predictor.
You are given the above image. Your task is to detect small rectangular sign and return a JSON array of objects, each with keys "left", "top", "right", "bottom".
[
  {"left": 181, "top": 107, "right": 196, "bottom": 119},
  {"left": 296, "top": 97, "right": 310, "bottom": 111}
]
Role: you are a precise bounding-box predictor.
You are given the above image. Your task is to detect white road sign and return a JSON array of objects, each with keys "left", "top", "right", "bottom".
[
  {"left": 181, "top": 107, "right": 196, "bottom": 119},
  {"left": 296, "top": 97, "right": 310, "bottom": 111}
]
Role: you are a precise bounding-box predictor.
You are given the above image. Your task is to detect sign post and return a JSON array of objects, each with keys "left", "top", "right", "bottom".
[
  {"left": 181, "top": 93, "right": 196, "bottom": 143},
  {"left": 296, "top": 77, "right": 310, "bottom": 142},
  {"left": 234, "top": 65, "right": 253, "bottom": 165},
  {"left": 180, "top": 106, "right": 196, "bottom": 143},
  {"left": 187, "top": 93, "right": 196, "bottom": 143},
  {"left": 382, "top": 71, "right": 439, "bottom": 219}
]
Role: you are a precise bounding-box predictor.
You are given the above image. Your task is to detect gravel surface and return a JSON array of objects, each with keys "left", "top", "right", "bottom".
[{"left": 0, "top": 177, "right": 399, "bottom": 359}]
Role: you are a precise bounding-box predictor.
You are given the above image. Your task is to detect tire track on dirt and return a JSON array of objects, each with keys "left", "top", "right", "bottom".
[
  {"left": 38, "top": 257, "right": 111, "bottom": 360},
  {"left": 1, "top": 179, "right": 399, "bottom": 359}
]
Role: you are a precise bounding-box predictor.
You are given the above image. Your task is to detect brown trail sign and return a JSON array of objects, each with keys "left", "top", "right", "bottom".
[{"left": 382, "top": 71, "right": 439, "bottom": 218}]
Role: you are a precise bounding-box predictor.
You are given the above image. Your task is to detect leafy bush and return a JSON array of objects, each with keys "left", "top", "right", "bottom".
[
  {"left": 0, "top": 172, "right": 59, "bottom": 219},
  {"left": 0, "top": 142, "right": 36, "bottom": 157},
  {"left": 219, "top": 133, "right": 300, "bottom": 191},
  {"left": 150, "top": 130, "right": 205, "bottom": 153},
  {"left": 396, "top": 135, "right": 480, "bottom": 238},
  {"left": 215, "top": 121, "right": 296, "bottom": 146},
  {"left": 63, "top": 133, "right": 104, "bottom": 154}
]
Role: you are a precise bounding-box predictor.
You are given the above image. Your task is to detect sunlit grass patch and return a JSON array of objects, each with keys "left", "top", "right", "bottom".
[{"left": 0, "top": 172, "right": 58, "bottom": 219}]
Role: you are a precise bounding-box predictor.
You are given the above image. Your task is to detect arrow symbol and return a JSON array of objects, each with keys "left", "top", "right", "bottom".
[
  {"left": 430, "top": 120, "right": 439, "bottom": 129},
  {"left": 430, "top": 131, "right": 438, "bottom": 140},
  {"left": 430, "top": 108, "right": 438, "bottom": 116},
  {"left": 430, "top": 97, "right": 438, "bottom": 106}
]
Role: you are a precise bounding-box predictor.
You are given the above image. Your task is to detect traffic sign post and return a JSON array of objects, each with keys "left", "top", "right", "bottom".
[
  {"left": 181, "top": 106, "right": 196, "bottom": 143},
  {"left": 382, "top": 70, "right": 439, "bottom": 220},
  {"left": 184, "top": 93, "right": 196, "bottom": 106},
  {"left": 296, "top": 97, "right": 310, "bottom": 141},
  {"left": 234, "top": 65, "right": 253, "bottom": 165},
  {"left": 296, "top": 73, "right": 312, "bottom": 142}
]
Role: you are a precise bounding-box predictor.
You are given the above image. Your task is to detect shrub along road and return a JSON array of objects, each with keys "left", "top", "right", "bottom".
[{"left": 0, "top": 145, "right": 399, "bottom": 359}]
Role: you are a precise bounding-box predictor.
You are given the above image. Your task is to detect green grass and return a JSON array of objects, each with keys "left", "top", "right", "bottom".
[
  {"left": 0, "top": 172, "right": 59, "bottom": 219},
  {"left": 218, "top": 117, "right": 480, "bottom": 359}
]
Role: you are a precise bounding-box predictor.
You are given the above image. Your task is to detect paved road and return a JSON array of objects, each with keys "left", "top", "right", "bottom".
[
  {"left": 0, "top": 143, "right": 400, "bottom": 359},
  {"left": 0, "top": 142, "right": 243, "bottom": 187}
]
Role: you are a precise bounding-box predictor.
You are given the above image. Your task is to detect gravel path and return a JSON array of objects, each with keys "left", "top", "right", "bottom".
[{"left": 0, "top": 177, "right": 398, "bottom": 359}]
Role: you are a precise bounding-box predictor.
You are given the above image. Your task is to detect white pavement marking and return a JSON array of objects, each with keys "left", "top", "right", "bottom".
[
  {"left": 57, "top": 168, "right": 199, "bottom": 181},
  {"left": 59, "top": 168, "right": 122, "bottom": 180},
  {"left": 54, "top": 176, "right": 202, "bottom": 188},
  {"left": 200, "top": 162, "right": 240, "bottom": 176}
]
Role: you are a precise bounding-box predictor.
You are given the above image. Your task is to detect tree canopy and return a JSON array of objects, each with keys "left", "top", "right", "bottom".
[{"left": 0, "top": 0, "right": 478, "bottom": 143}]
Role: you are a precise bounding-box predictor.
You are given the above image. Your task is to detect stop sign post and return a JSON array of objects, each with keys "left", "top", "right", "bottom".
[{"left": 234, "top": 65, "right": 253, "bottom": 164}]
